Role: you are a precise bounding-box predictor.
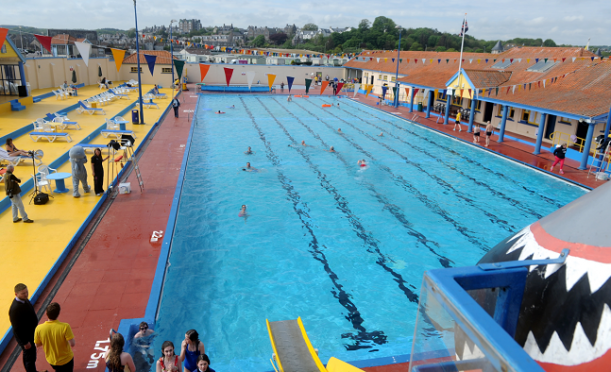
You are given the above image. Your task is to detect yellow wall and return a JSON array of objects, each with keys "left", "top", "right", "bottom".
[
  {"left": 24, "top": 57, "right": 120, "bottom": 90},
  {"left": 0, "top": 40, "right": 19, "bottom": 60},
  {"left": 447, "top": 73, "right": 474, "bottom": 99}
]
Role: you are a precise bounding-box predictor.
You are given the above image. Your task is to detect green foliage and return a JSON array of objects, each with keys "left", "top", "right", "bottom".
[
  {"left": 253, "top": 35, "right": 265, "bottom": 47},
  {"left": 302, "top": 23, "right": 318, "bottom": 31},
  {"left": 126, "top": 28, "right": 136, "bottom": 38}
]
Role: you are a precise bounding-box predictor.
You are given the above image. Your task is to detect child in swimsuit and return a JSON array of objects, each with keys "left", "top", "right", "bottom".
[
  {"left": 473, "top": 125, "right": 481, "bottom": 144},
  {"left": 239, "top": 205, "right": 247, "bottom": 217},
  {"left": 195, "top": 354, "right": 216, "bottom": 372},
  {"left": 180, "top": 330, "right": 206, "bottom": 372},
  {"left": 157, "top": 341, "right": 180, "bottom": 372}
]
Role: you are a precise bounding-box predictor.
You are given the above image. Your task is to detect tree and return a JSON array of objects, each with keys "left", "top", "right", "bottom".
[
  {"left": 269, "top": 32, "right": 288, "bottom": 45},
  {"left": 543, "top": 39, "right": 557, "bottom": 47},
  {"left": 358, "top": 19, "right": 371, "bottom": 31},
  {"left": 302, "top": 23, "right": 318, "bottom": 31},
  {"left": 253, "top": 35, "right": 265, "bottom": 47},
  {"left": 126, "top": 28, "right": 136, "bottom": 38},
  {"left": 409, "top": 41, "right": 423, "bottom": 51},
  {"left": 435, "top": 46, "right": 447, "bottom": 52},
  {"left": 371, "top": 16, "right": 396, "bottom": 35}
]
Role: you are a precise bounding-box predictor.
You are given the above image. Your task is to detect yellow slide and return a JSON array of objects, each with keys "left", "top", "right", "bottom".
[{"left": 266, "top": 317, "right": 365, "bottom": 372}]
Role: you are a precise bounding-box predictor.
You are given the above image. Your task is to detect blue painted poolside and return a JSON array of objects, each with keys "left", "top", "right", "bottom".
[{"left": 151, "top": 95, "right": 587, "bottom": 371}]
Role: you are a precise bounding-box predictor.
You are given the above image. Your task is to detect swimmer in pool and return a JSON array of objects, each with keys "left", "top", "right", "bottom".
[
  {"left": 358, "top": 159, "right": 367, "bottom": 167},
  {"left": 337, "top": 103, "right": 340, "bottom": 108},
  {"left": 242, "top": 162, "right": 258, "bottom": 172},
  {"left": 378, "top": 132, "right": 384, "bottom": 137},
  {"left": 326, "top": 146, "right": 336, "bottom": 153},
  {"left": 216, "top": 110, "right": 225, "bottom": 114},
  {"left": 338, "top": 128, "right": 343, "bottom": 133},
  {"left": 230, "top": 105, "right": 235, "bottom": 109},
  {"left": 238, "top": 205, "right": 247, "bottom": 217},
  {"left": 301, "top": 140, "right": 307, "bottom": 147},
  {"left": 287, "top": 95, "right": 292, "bottom": 102},
  {"left": 244, "top": 146, "right": 253, "bottom": 155}
]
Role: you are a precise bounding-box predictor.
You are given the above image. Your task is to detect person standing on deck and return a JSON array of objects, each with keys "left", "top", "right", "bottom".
[
  {"left": 35, "top": 302, "right": 76, "bottom": 372},
  {"left": 9, "top": 284, "right": 40, "bottom": 372},
  {"left": 172, "top": 97, "right": 181, "bottom": 118},
  {"left": 485, "top": 121, "right": 494, "bottom": 147},
  {"left": 4, "top": 165, "right": 33, "bottom": 223},
  {"left": 454, "top": 111, "right": 462, "bottom": 132}
]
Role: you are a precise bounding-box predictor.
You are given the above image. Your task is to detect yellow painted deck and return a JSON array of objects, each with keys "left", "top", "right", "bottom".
[{"left": 0, "top": 83, "right": 174, "bottom": 341}]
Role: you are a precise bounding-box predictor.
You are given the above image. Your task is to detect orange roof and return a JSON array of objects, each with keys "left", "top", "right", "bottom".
[
  {"left": 464, "top": 70, "right": 512, "bottom": 88},
  {"left": 51, "top": 34, "right": 77, "bottom": 45},
  {"left": 123, "top": 50, "right": 177, "bottom": 65}
]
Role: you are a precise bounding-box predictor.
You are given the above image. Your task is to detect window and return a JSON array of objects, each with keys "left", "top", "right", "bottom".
[
  {"left": 521, "top": 109, "right": 530, "bottom": 122},
  {"left": 1, "top": 45, "right": 6, "bottom": 54},
  {"left": 451, "top": 95, "right": 462, "bottom": 106},
  {"left": 437, "top": 90, "right": 446, "bottom": 102},
  {"left": 378, "top": 74, "right": 382, "bottom": 80},
  {"left": 496, "top": 105, "right": 515, "bottom": 118},
  {"left": 476, "top": 100, "right": 482, "bottom": 111},
  {"left": 491, "top": 60, "right": 513, "bottom": 69},
  {"left": 162, "top": 68, "right": 172, "bottom": 74},
  {"left": 130, "top": 67, "right": 142, "bottom": 73},
  {"left": 521, "top": 109, "right": 539, "bottom": 125},
  {"left": 559, "top": 117, "right": 571, "bottom": 124},
  {"left": 383, "top": 75, "right": 388, "bottom": 81},
  {"left": 527, "top": 60, "right": 557, "bottom": 73},
  {"left": 391, "top": 76, "right": 396, "bottom": 82}
]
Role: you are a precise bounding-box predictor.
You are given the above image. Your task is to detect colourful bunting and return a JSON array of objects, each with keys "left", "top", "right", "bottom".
[
  {"left": 287, "top": 76, "right": 294, "bottom": 93},
  {"left": 267, "top": 74, "right": 276, "bottom": 91},
  {"left": 336, "top": 82, "right": 344, "bottom": 94},
  {"left": 0, "top": 28, "right": 8, "bottom": 50},
  {"left": 199, "top": 64, "right": 210, "bottom": 82},
  {"left": 320, "top": 81, "right": 329, "bottom": 95},
  {"left": 224, "top": 67, "right": 234, "bottom": 86},
  {"left": 110, "top": 48, "right": 126, "bottom": 72},
  {"left": 144, "top": 54, "right": 157, "bottom": 75},
  {"left": 35, "top": 34, "right": 53, "bottom": 53},
  {"left": 174, "top": 60, "right": 185, "bottom": 79}
]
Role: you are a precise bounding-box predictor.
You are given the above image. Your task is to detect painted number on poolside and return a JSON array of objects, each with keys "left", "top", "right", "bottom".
[
  {"left": 87, "top": 338, "right": 110, "bottom": 368},
  {"left": 151, "top": 230, "right": 164, "bottom": 242}
]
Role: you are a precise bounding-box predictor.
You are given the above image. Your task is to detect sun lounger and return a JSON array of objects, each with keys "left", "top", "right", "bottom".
[
  {"left": 109, "top": 89, "right": 129, "bottom": 99},
  {"left": 30, "top": 132, "right": 72, "bottom": 143},
  {"left": 0, "top": 149, "right": 38, "bottom": 166},
  {"left": 139, "top": 99, "right": 159, "bottom": 109},
  {"left": 79, "top": 144, "right": 111, "bottom": 153},
  {"left": 77, "top": 101, "right": 106, "bottom": 115},
  {"left": 100, "top": 130, "right": 137, "bottom": 139},
  {"left": 52, "top": 117, "right": 81, "bottom": 130}
]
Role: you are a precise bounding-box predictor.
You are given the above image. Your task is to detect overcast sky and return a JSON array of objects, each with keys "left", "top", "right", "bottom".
[{"left": 3, "top": 0, "right": 610, "bottom": 45}]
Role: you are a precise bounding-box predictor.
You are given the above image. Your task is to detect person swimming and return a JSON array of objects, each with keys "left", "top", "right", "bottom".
[
  {"left": 238, "top": 205, "right": 247, "bottom": 217},
  {"left": 244, "top": 146, "right": 253, "bottom": 155},
  {"left": 337, "top": 103, "right": 340, "bottom": 108},
  {"left": 338, "top": 128, "right": 343, "bottom": 133},
  {"left": 287, "top": 95, "right": 292, "bottom": 102},
  {"left": 301, "top": 140, "right": 307, "bottom": 147},
  {"left": 326, "top": 146, "right": 336, "bottom": 153},
  {"left": 378, "top": 132, "right": 384, "bottom": 137},
  {"left": 358, "top": 159, "right": 367, "bottom": 167},
  {"left": 242, "top": 162, "right": 258, "bottom": 172},
  {"left": 229, "top": 105, "right": 235, "bottom": 109},
  {"left": 216, "top": 110, "right": 225, "bottom": 114}
]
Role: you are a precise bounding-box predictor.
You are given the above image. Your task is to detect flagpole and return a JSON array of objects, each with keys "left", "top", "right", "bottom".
[{"left": 457, "top": 13, "right": 467, "bottom": 80}]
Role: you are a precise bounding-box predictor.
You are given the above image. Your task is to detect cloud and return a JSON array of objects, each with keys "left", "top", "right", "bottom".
[{"left": 2, "top": 0, "right": 608, "bottom": 45}]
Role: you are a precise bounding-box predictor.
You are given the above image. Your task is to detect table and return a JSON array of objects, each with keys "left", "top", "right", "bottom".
[{"left": 46, "top": 172, "right": 72, "bottom": 193}]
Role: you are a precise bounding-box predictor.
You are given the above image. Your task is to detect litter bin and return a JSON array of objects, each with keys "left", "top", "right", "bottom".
[
  {"left": 417, "top": 102, "right": 423, "bottom": 112},
  {"left": 182, "top": 83, "right": 188, "bottom": 91},
  {"left": 132, "top": 109, "right": 139, "bottom": 124}
]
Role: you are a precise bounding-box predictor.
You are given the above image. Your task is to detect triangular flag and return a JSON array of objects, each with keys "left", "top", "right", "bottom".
[
  {"left": 392, "top": 58, "right": 395, "bottom": 62},
  {"left": 320, "top": 81, "right": 329, "bottom": 95},
  {"left": 422, "top": 58, "right": 425, "bottom": 64},
  {"left": 224, "top": 67, "right": 234, "bottom": 86},
  {"left": 414, "top": 59, "right": 418, "bottom": 63},
  {"left": 469, "top": 59, "right": 473, "bottom": 64},
  {"left": 384, "top": 58, "right": 387, "bottom": 62},
  {"left": 365, "top": 85, "right": 373, "bottom": 97},
  {"left": 477, "top": 59, "right": 480, "bottom": 64},
  {"left": 536, "top": 58, "right": 539, "bottom": 63},
  {"left": 544, "top": 58, "right": 548, "bottom": 63},
  {"left": 430, "top": 59, "right": 433, "bottom": 64},
  {"left": 246, "top": 71, "right": 256, "bottom": 89},
  {"left": 174, "top": 60, "right": 185, "bottom": 79},
  {"left": 404, "top": 87, "right": 410, "bottom": 97},
  {"left": 562, "top": 57, "right": 566, "bottom": 62},
  {"left": 110, "top": 48, "right": 126, "bottom": 72},
  {"left": 377, "top": 58, "right": 380, "bottom": 63},
  {"left": 381, "top": 86, "right": 388, "bottom": 99},
  {"left": 572, "top": 57, "right": 576, "bottom": 62},
  {"left": 353, "top": 83, "right": 360, "bottom": 97},
  {"left": 468, "top": 89, "right": 472, "bottom": 98},
  {"left": 485, "top": 59, "right": 489, "bottom": 63},
  {"left": 287, "top": 76, "right": 294, "bottom": 93},
  {"left": 336, "top": 82, "right": 344, "bottom": 94},
  {"left": 506, "top": 86, "right": 511, "bottom": 94},
  {"left": 527, "top": 58, "right": 530, "bottom": 63},
  {"left": 154, "top": 36, "right": 157, "bottom": 41},
  {"left": 144, "top": 54, "right": 157, "bottom": 75},
  {"left": 267, "top": 74, "right": 276, "bottom": 91},
  {"left": 305, "top": 78, "right": 312, "bottom": 94},
  {"left": 512, "top": 85, "right": 516, "bottom": 94},
  {"left": 199, "top": 64, "right": 210, "bottom": 82},
  {"left": 0, "top": 28, "right": 8, "bottom": 50},
  {"left": 543, "top": 80, "right": 546, "bottom": 88},
  {"left": 591, "top": 56, "right": 595, "bottom": 62},
  {"left": 438, "top": 59, "right": 441, "bottom": 64},
  {"left": 74, "top": 41, "right": 91, "bottom": 66},
  {"left": 459, "top": 89, "right": 463, "bottom": 97},
  {"left": 446, "top": 59, "right": 449, "bottom": 64},
  {"left": 413, "top": 88, "right": 419, "bottom": 96},
  {"left": 510, "top": 59, "right": 513, "bottom": 63},
  {"left": 35, "top": 34, "right": 53, "bottom": 53}
]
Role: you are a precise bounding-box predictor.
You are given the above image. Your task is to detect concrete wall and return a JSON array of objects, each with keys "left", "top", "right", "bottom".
[
  {"left": 24, "top": 57, "right": 120, "bottom": 90},
  {"left": 181, "top": 63, "right": 346, "bottom": 86}
]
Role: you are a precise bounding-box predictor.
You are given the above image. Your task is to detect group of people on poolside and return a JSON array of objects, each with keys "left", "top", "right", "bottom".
[{"left": 471, "top": 121, "right": 495, "bottom": 147}]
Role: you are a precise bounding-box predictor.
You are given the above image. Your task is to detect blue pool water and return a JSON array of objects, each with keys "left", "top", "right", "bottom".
[{"left": 154, "top": 95, "right": 587, "bottom": 371}]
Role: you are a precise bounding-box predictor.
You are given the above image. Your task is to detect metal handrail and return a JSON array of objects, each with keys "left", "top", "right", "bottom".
[{"left": 549, "top": 131, "right": 597, "bottom": 154}]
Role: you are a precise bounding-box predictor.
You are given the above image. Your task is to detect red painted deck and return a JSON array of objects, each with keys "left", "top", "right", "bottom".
[{"left": 1, "top": 85, "right": 602, "bottom": 372}]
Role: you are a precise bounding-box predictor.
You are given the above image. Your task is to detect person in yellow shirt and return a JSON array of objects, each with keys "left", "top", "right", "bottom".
[
  {"left": 34, "top": 303, "right": 76, "bottom": 372},
  {"left": 454, "top": 111, "right": 463, "bottom": 132}
]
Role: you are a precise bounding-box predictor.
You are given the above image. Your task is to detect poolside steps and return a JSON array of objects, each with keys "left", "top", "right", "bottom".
[{"left": 10, "top": 100, "right": 26, "bottom": 112}]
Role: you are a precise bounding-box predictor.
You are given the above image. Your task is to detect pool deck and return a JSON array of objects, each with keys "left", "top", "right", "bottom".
[{"left": 0, "top": 84, "right": 604, "bottom": 372}]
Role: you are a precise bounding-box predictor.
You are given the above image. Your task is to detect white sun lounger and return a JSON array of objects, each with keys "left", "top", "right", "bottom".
[
  {"left": 30, "top": 132, "right": 73, "bottom": 143},
  {"left": 0, "top": 149, "right": 39, "bottom": 166},
  {"left": 100, "top": 130, "right": 137, "bottom": 139},
  {"left": 77, "top": 101, "right": 106, "bottom": 115},
  {"left": 79, "top": 144, "right": 112, "bottom": 153}
]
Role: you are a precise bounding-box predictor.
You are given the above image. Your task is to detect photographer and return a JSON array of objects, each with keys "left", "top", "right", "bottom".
[{"left": 4, "top": 165, "right": 34, "bottom": 223}]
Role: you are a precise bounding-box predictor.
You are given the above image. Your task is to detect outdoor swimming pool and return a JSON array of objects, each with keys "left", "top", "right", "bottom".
[{"left": 153, "top": 94, "right": 587, "bottom": 371}]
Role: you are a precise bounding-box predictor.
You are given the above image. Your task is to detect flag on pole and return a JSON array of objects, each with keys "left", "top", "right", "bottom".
[{"left": 458, "top": 18, "right": 469, "bottom": 37}]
